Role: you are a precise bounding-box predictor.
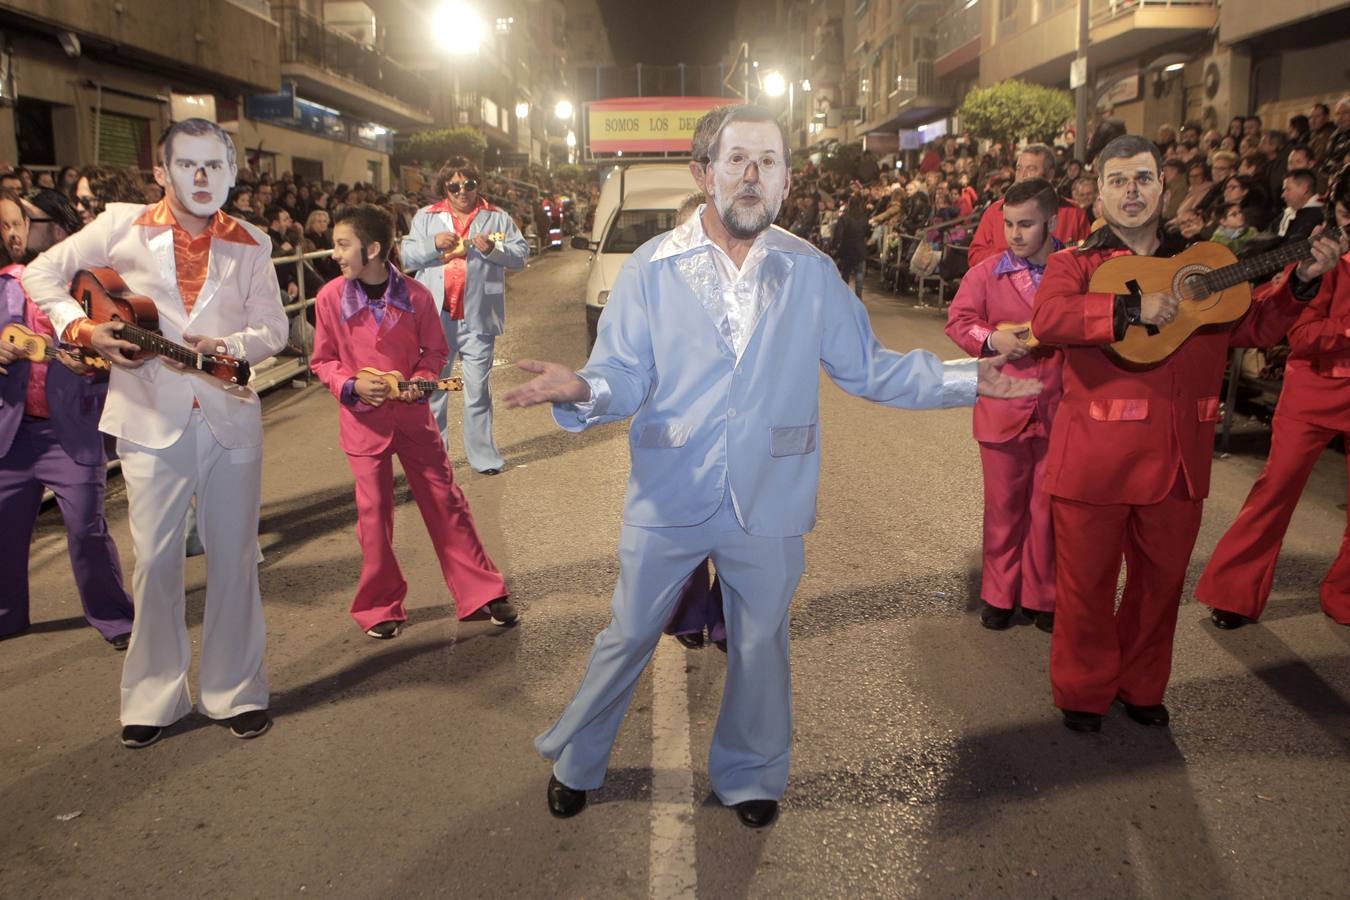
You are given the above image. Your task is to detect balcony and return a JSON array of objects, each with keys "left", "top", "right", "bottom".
[
  {"left": 934, "top": 0, "right": 982, "bottom": 77},
  {"left": 1088, "top": 0, "right": 1218, "bottom": 66},
  {"left": 277, "top": 7, "right": 432, "bottom": 129},
  {"left": 892, "top": 59, "right": 956, "bottom": 125}
]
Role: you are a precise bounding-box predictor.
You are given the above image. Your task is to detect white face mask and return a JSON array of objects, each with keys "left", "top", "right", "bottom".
[
  {"left": 160, "top": 133, "right": 235, "bottom": 218},
  {"left": 705, "top": 121, "right": 789, "bottom": 240}
]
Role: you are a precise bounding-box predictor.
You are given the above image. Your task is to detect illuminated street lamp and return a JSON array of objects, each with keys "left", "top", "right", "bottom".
[
  {"left": 564, "top": 130, "right": 577, "bottom": 148},
  {"left": 762, "top": 71, "right": 787, "bottom": 98},
  {"left": 554, "top": 99, "right": 574, "bottom": 120},
  {"left": 435, "top": 0, "right": 485, "bottom": 54},
  {"left": 515, "top": 101, "right": 529, "bottom": 118}
]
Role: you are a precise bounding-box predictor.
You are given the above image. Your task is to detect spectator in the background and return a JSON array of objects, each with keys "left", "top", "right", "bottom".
[
  {"left": 1156, "top": 124, "right": 1177, "bottom": 157},
  {"left": 968, "top": 144, "right": 1090, "bottom": 266},
  {"left": 832, "top": 193, "right": 870, "bottom": 298},
  {"left": 1227, "top": 116, "right": 1246, "bottom": 142},
  {"left": 1210, "top": 203, "right": 1259, "bottom": 256},
  {"left": 1288, "top": 114, "right": 1312, "bottom": 149},
  {"left": 1071, "top": 175, "right": 1099, "bottom": 215},
  {"left": 34, "top": 171, "right": 55, "bottom": 190},
  {"left": 1324, "top": 98, "right": 1350, "bottom": 179},
  {"left": 1160, "top": 158, "right": 1188, "bottom": 222},
  {"left": 1243, "top": 115, "right": 1263, "bottom": 141},
  {"left": 1277, "top": 169, "right": 1324, "bottom": 243},
  {"left": 57, "top": 166, "right": 78, "bottom": 201},
  {"left": 1221, "top": 174, "right": 1275, "bottom": 232},
  {"left": 1167, "top": 159, "right": 1212, "bottom": 232},
  {"left": 73, "top": 166, "right": 145, "bottom": 227},
  {"left": 1308, "top": 102, "right": 1335, "bottom": 161},
  {"left": 1259, "top": 129, "right": 1290, "bottom": 201}
]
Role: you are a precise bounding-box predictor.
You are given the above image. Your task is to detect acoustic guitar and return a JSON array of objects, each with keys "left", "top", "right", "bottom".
[
  {"left": 2, "top": 322, "right": 109, "bottom": 370},
  {"left": 69, "top": 268, "right": 251, "bottom": 385},
  {"left": 1090, "top": 226, "right": 1344, "bottom": 366},
  {"left": 355, "top": 367, "right": 464, "bottom": 397}
]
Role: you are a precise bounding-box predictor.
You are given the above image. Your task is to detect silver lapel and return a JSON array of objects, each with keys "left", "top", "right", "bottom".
[
  {"left": 188, "top": 240, "right": 224, "bottom": 324},
  {"left": 739, "top": 251, "right": 793, "bottom": 360},
  {"left": 146, "top": 227, "right": 185, "bottom": 335},
  {"left": 674, "top": 248, "right": 733, "bottom": 350}
]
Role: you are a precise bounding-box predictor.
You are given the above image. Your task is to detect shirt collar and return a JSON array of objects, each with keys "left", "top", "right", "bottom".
[
  {"left": 1078, "top": 221, "right": 1187, "bottom": 257},
  {"left": 428, "top": 197, "right": 496, "bottom": 215},
  {"left": 651, "top": 205, "right": 817, "bottom": 262},
  {"left": 134, "top": 199, "right": 258, "bottom": 246},
  {"left": 992, "top": 239, "right": 1062, "bottom": 277},
  {"left": 340, "top": 263, "right": 414, "bottom": 320}
]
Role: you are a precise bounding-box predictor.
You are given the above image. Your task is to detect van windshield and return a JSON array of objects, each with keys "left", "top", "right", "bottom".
[{"left": 602, "top": 208, "right": 679, "bottom": 254}]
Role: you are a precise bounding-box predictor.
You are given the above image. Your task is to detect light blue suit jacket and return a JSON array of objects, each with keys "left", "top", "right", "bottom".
[
  {"left": 554, "top": 218, "right": 978, "bottom": 538},
  {"left": 401, "top": 203, "right": 529, "bottom": 335}
]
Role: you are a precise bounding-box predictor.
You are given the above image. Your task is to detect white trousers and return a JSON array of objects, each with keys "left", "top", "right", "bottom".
[{"left": 117, "top": 411, "right": 268, "bottom": 726}]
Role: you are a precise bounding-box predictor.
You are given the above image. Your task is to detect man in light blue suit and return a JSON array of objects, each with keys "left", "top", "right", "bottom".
[
  {"left": 503, "top": 106, "right": 1041, "bottom": 829},
  {"left": 401, "top": 158, "right": 529, "bottom": 474}
]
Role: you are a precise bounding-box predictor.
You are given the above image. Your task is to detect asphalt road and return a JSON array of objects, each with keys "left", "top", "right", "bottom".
[{"left": 3, "top": 245, "right": 1347, "bottom": 899}]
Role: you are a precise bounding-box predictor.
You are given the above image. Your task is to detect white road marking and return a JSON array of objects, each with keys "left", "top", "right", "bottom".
[{"left": 649, "top": 638, "right": 698, "bottom": 899}]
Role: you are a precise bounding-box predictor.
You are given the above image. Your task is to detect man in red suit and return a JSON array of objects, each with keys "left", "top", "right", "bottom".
[
  {"left": 309, "top": 205, "right": 514, "bottom": 639},
  {"left": 946, "top": 178, "right": 1065, "bottom": 632},
  {"left": 967, "top": 144, "right": 1092, "bottom": 267},
  {"left": 1030, "top": 134, "right": 1321, "bottom": 733},
  {"left": 1196, "top": 181, "right": 1350, "bottom": 628}
]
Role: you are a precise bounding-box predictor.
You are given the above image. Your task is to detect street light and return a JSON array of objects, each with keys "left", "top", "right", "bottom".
[
  {"left": 434, "top": 0, "right": 485, "bottom": 54},
  {"left": 515, "top": 101, "right": 529, "bottom": 119},
  {"left": 762, "top": 71, "right": 787, "bottom": 98},
  {"left": 554, "top": 99, "right": 574, "bottom": 121}
]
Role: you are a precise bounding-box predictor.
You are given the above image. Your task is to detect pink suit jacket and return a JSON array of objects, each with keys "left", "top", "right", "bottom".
[
  {"left": 946, "top": 252, "right": 1063, "bottom": 444},
  {"left": 310, "top": 267, "right": 450, "bottom": 457}
]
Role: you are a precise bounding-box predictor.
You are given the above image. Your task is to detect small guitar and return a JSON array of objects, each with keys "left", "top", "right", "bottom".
[
  {"left": 70, "top": 268, "right": 251, "bottom": 385},
  {"left": 439, "top": 231, "right": 508, "bottom": 262},
  {"left": 995, "top": 321, "right": 1040, "bottom": 349},
  {"left": 355, "top": 367, "right": 464, "bottom": 398},
  {"left": 2, "top": 322, "right": 109, "bottom": 370},
  {"left": 1090, "top": 226, "right": 1345, "bottom": 366}
]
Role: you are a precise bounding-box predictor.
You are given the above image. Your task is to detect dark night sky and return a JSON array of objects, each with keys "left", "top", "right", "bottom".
[{"left": 595, "top": 0, "right": 739, "bottom": 65}]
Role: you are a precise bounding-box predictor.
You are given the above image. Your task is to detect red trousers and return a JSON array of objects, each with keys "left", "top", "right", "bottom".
[
  {"left": 1050, "top": 472, "right": 1203, "bottom": 712},
  {"left": 1196, "top": 413, "right": 1350, "bottom": 624},
  {"left": 346, "top": 428, "right": 507, "bottom": 631},
  {"left": 978, "top": 431, "right": 1054, "bottom": 612}
]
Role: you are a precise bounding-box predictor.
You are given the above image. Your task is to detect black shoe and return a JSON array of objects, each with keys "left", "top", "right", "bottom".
[
  {"left": 734, "top": 799, "right": 780, "bottom": 829},
  {"left": 1119, "top": 698, "right": 1170, "bottom": 727},
  {"left": 365, "top": 620, "right": 403, "bottom": 640},
  {"left": 478, "top": 467, "right": 503, "bottom": 476},
  {"left": 714, "top": 638, "right": 727, "bottom": 653},
  {"left": 486, "top": 597, "right": 519, "bottom": 627},
  {"left": 547, "top": 775, "right": 587, "bottom": 818},
  {"left": 227, "top": 709, "right": 272, "bottom": 740},
  {"left": 674, "top": 632, "right": 705, "bottom": 650},
  {"left": 1062, "top": 710, "right": 1103, "bottom": 733},
  {"left": 120, "top": 724, "right": 163, "bottom": 749},
  {"left": 980, "top": 601, "right": 1014, "bottom": 630},
  {"left": 1026, "top": 609, "right": 1054, "bottom": 633},
  {"left": 1210, "top": 608, "right": 1249, "bottom": 630},
  {"left": 109, "top": 632, "right": 131, "bottom": 651}
]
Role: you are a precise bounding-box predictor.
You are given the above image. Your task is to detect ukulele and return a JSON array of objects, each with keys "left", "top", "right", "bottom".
[
  {"left": 2, "top": 322, "right": 109, "bottom": 370},
  {"left": 995, "top": 321, "right": 1040, "bottom": 349},
  {"left": 355, "top": 367, "right": 464, "bottom": 398},
  {"left": 439, "top": 231, "right": 508, "bottom": 262},
  {"left": 1090, "top": 226, "right": 1344, "bottom": 366},
  {"left": 69, "top": 268, "right": 251, "bottom": 385}
]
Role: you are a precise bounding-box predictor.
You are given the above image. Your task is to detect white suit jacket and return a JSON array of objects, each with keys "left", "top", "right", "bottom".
[
  {"left": 24, "top": 202, "right": 288, "bottom": 450},
  {"left": 555, "top": 219, "right": 978, "bottom": 538}
]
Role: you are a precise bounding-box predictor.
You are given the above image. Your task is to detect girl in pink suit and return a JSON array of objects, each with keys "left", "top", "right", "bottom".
[
  {"left": 945, "top": 179, "right": 1065, "bottom": 631},
  {"left": 310, "top": 205, "right": 514, "bottom": 639}
]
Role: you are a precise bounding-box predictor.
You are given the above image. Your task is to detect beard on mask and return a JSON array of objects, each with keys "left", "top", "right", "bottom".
[{"left": 714, "top": 182, "right": 781, "bottom": 239}]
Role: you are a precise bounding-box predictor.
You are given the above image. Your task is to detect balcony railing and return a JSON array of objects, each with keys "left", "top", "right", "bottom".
[
  {"left": 936, "top": 0, "right": 981, "bottom": 59},
  {"left": 277, "top": 7, "right": 430, "bottom": 111},
  {"left": 895, "top": 59, "right": 951, "bottom": 102},
  {"left": 1089, "top": 0, "right": 1215, "bottom": 26}
]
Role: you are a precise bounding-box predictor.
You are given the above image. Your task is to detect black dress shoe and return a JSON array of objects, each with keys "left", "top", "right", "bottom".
[
  {"left": 120, "top": 724, "right": 164, "bottom": 749},
  {"left": 674, "top": 632, "right": 705, "bottom": 650},
  {"left": 734, "top": 799, "right": 779, "bottom": 829},
  {"left": 365, "top": 620, "right": 403, "bottom": 639},
  {"left": 486, "top": 597, "right": 519, "bottom": 627},
  {"left": 714, "top": 639, "right": 727, "bottom": 653},
  {"left": 1119, "top": 699, "right": 1170, "bottom": 727},
  {"left": 980, "top": 601, "right": 1014, "bottom": 630},
  {"left": 1025, "top": 609, "right": 1054, "bottom": 633},
  {"left": 478, "top": 467, "right": 503, "bottom": 476},
  {"left": 1062, "top": 710, "right": 1103, "bottom": 733},
  {"left": 109, "top": 632, "right": 131, "bottom": 651},
  {"left": 227, "top": 709, "right": 272, "bottom": 739},
  {"left": 547, "top": 775, "right": 587, "bottom": 818},
  {"left": 1210, "top": 608, "right": 1249, "bottom": 630}
]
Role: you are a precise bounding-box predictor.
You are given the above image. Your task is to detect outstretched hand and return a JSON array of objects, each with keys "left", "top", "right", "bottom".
[
  {"left": 501, "top": 359, "right": 591, "bottom": 408},
  {"left": 977, "top": 355, "right": 1043, "bottom": 399}
]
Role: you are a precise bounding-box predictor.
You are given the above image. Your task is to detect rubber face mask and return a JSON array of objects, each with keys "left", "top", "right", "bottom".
[
  {"left": 1099, "top": 152, "right": 1163, "bottom": 231},
  {"left": 162, "top": 133, "right": 236, "bottom": 218},
  {"left": 704, "top": 120, "right": 789, "bottom": 240}
]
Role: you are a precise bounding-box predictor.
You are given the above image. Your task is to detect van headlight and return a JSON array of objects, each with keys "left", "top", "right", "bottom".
[{"left": 597, "top": 291, "right": 610, "bottom": 306}]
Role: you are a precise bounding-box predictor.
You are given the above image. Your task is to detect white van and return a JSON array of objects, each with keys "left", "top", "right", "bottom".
[{"left": 574, "top": 163, "right": 699, "bottom": 350}]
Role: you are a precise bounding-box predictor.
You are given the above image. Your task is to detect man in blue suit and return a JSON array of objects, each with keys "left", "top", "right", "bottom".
[
  {"left": 503, "top": 106, "right": 1041, "bottom": 829},
  {"left": 401, "top": 158, "right": 529, "bottom": 475}
]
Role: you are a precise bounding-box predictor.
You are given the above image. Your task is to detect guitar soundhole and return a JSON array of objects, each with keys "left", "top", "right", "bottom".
[{"left": 1177, "top": 271, "right": 1211, "bottom": 305}]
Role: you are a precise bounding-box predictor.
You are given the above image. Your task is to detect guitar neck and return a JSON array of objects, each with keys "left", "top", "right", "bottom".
[
  {"left": 398, "top": 379, "right": 447, "bottom": 392},
  {"left": 118, "top": 321, "right": 206, "bottom": 369},
  {"left": 1204, "top": 226, "right": 1344, "bottom": 293}
]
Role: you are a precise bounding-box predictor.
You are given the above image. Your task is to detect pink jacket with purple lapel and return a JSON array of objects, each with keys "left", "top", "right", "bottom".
[{"left": 945, "top": 251, "right": 1063, "bottom": 444}]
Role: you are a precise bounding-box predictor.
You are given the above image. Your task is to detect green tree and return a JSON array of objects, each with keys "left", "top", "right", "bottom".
[
  {"left": 552, "top": 163, "right": 588, "bottom": 183},
  {"left": 395, "top": 127, "right": 487, "bottom": 168},
  {"left": 958, "top": 81, "right": 1074, "bottom": 147}
]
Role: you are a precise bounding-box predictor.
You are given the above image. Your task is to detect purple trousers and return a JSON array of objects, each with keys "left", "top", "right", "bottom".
[
  {"left": 664, "top": 557, "right": 726, "bottom": 643},
  {"left": 0, "top": 417, "right": 134, "bottom": 640}
]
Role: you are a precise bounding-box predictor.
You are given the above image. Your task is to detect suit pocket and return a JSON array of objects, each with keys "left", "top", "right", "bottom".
[
  {"left": 1088, "top": 399, "right": 1148, "bottom": 422},
  {"left": 635, "top": 423, "right": 692, "bottom": 449},
  {"left": 1196, "top": 396, "right": 1220, "bottom": 422},
  {"left": 483, "top": 281, "right": 504, "bottom": 294},
  {"left": 769, "top": 424, "right": 817, "bottom": 457}
]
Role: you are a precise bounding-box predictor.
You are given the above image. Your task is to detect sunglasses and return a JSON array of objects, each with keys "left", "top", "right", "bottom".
[{"left": 446, "top": 179, "right": 479, "bottom": 195}]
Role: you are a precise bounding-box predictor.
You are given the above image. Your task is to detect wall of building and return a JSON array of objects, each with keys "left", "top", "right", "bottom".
[
  {"left": 1250, "top": 35, "right": 1350, "bottom": 131},
  {"left": 1219, "top": 0, "right": 1350, "bottom": 44},
  {"left": 233, "top": 118, "right": 391, "bottom": 189}
]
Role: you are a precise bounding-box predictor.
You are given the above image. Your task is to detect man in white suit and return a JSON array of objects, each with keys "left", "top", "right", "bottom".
[
  {"left": 504, "top": 106, "right": 1041, "bottom": 828},
  {"left": 25, "top": 118, "right": 288, "bottom": 749}
]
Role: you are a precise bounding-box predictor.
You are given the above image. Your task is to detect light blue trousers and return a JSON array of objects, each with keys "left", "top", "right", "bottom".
[
  {"left": 431, "top": 314, "right": 505, "bottom": 473},
  {"left": 535, "top": 495, "right": 805, "bottom": 805}
]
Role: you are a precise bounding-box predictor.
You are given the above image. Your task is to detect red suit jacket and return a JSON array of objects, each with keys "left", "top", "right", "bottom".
[
  {"left": 1030, "top": 231, "right": 1307, "bottom": 506},
  {"left": 310, "top": 266, "right": 449, "bottom": 457},
  {"left": 1276, "top": 255, "right": 1350, "bottom": 429},
  {"left": 967, "top": 198, "right": 1092, "bottom": 268},
  {"left": 945, "top": 252, "right": 1062, "bottom": 443}
]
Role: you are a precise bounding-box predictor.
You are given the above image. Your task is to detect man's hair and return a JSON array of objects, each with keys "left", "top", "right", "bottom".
[
  {"left": 1240, "top": 150, "right": 1267, "bottom": 172},
  {"left": 1285, "top": 168, "right": 1318, "bottom": 195},
  {"left": 675, "top": 191, "right": 705, "bottom": 225},
  {"left": 0, "top": 172, "right": 22, "bottom": 188},
  {"left": 265, "top": 204, "right": 288, "bottom": 224},
  {"left": 1220, "top": 202, "right": 1245, "bottom": 219},
  {"left": 1209, "top": 150, "right": 1238, "bottom": 169},
  {"left": 435, "top": 156, "right": 481, "bottom": 196},
  {"left": 336, "top": 203, "right": 394, "bottom": 260},
  {"left": 0, "top": 187, "right": 28, "bottom": 220},
  {"left": 691, "top": 106, "right": 736, "bottom": 163},
  {"left": 80, "top": 166, "right": 147, "bottom": 204},
  {"left": 1245, "top": 115, "right": 1262, "bottom": 127},
  {"left": 1018, "top": 143, "right": 1055, "bottom": 174},
  {"left": 1163, "top": 158, "right": 1186, "bottom": 175},
  {"left": 1095, "top": 134, "right": 1164, "bottom": 180},
  {"left": 1262, "top": 129, "right": 1288, "bottom": 150},
  {"left": 158, "top": 118, "right": 237, "bottom": 170},
  {"left": 1003, "top": 177, "right": 1059, "bottom": 218},
  {"left": 706, "top": 104, "right": 790, "bottom": 167},
  {"left": 1313, "top": 103, "right": 1331, "bottom": 117}
]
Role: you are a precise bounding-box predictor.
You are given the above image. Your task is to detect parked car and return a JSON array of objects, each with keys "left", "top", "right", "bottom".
[{"left": 575, "top": 164, "right": 697, "bottom": 351}]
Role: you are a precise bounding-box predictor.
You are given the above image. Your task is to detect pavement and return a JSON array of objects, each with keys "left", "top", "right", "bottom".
[{"left": 2, "top": 246, "right": 1347, "bottom": 899}]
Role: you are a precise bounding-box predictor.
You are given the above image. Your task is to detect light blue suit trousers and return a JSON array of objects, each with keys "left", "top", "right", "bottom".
[{"left": 431, "top": 316, "right": 504, "bottom": 473}]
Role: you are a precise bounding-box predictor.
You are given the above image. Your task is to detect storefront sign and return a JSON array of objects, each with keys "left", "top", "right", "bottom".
[{"left": 586, "top": 97, "right": 737, "bottom": 154}]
